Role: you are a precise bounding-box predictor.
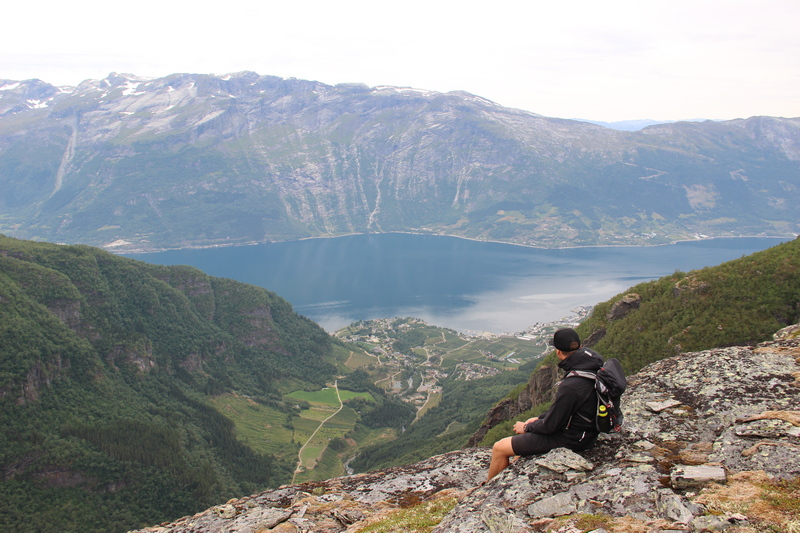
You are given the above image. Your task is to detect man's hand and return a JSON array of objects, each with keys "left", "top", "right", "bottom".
[{"left": 513, "top": 417, "right": 538, "bottom": 434}]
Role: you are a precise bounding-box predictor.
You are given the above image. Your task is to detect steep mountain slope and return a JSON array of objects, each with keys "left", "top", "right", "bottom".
[
  {"left": 0, "top": 235, "right": 337, "bottom": 532},
  {"left": 1, "top": 73, "right": 798, "bottom": 252}
]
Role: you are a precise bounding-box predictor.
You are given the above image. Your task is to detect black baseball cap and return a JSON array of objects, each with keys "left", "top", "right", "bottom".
[{"left": 552, "top": 328, "right": 581, "bottom": 352}]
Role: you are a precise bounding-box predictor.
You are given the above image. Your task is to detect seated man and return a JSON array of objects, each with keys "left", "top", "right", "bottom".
[{"left": 486, "top": 328, "right": 603, "bottom": 481}]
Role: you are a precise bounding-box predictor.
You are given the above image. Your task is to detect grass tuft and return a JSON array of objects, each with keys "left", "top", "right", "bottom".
[
  {"left": 355, "top": 497, "right": 458, "bottom": 533},
  {"left": 694, "top": 471, "right": 800, "bottom": 533}
]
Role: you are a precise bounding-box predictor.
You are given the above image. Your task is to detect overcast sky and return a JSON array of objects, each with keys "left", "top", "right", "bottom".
[{"left": 2, "top": 0, "right": 798, "bottom": 122}]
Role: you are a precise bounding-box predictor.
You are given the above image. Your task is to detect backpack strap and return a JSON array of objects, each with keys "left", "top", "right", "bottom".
[
  {"left": 564, "top": 370, "right": 600, "bottom": 431},
  {"left": 568, "top": 369, "right": 611, "bottom": 396},
  {"left": 567, "top": 370, "right": 597, "bottom": 380}
]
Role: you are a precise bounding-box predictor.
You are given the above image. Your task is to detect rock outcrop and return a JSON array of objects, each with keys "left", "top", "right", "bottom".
[
  {"left": 130, "top": 448, "right": 489, "bottom": 533},
  {"left": 435, "top": 334, "right": 800, "bottom": 532},
  {"left": 605, "top": 293, "right": 642, "bottom": 321},
  {"left": 132, "top": 333, "right": 800, "bottom": 533}
]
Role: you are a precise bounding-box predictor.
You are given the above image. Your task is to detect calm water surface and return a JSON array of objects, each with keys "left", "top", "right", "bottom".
[{"left": 127, "top": 235, "right": 790, "bottom": 334}]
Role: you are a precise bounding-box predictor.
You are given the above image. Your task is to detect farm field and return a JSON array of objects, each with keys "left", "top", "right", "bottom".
[
  {"left": 293, "top": 406, "right": 361, "bottom": 483},
  {"left": 208, "top": 394, "right": 297, "bottom": 459},
  {"left": 287, "top": 387, "right": 373, "bottom": 405},
  {"left": 344, "top": 348, "right": 380, "bottom": 369},
  {"left": 210, "top": 386, "right": 379, "bottom": 483},
  {"left": 288, "top": 384, "right": 376, "bottom": 483}
]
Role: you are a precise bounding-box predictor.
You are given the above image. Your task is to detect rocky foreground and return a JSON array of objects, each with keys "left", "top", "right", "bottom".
[{"left": 132, "top": 328, "right": 800, "bottom": 533}]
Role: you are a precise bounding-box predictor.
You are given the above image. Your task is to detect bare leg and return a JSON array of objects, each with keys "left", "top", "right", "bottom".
[{"left": 487, "top": 437, "right": 516, "bottom": 481}]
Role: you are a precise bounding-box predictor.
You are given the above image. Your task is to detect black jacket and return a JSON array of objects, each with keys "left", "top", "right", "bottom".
[{"left": 526, "top": 347, "right": 603, "bottom": 436}]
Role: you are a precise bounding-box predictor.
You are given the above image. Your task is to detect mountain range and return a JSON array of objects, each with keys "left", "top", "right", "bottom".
[
  {"left": 578, "top": 118, "right": 707, "bottom": 131},
  {"left": 1, "top": 72, "right": 799, "bottom": 252}
]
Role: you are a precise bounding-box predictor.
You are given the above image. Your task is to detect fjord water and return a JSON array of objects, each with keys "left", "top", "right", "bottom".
[{"left": 127, "top": 235, "right": 789, "bottom": 334}]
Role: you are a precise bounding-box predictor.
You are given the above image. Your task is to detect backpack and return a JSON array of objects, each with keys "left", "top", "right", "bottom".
[{"left": 568, "top": 357, "right": 627, "bottom": 433}]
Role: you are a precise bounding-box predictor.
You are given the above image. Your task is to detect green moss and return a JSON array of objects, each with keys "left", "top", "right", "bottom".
[
  {"left": 574, "top": 513, "right": 614, "bottom": 531},
  {"left": 760, "top": 476, "right": 800, "bottom": 515},
  {"left": 355, "top": 497, "right": 458, "bottom": 533}
]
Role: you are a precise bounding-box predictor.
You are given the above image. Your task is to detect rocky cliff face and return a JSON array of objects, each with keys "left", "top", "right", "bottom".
[
  {"left": 130, "top": 327, "right": 800, "bottom": 533},
  {"left": 1, "top": 73, "right": 799, "bottom": 252}
]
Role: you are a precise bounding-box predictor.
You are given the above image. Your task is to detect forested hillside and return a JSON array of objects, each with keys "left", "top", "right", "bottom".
[
  {"left": 577, "top": 236, "right": 800, "bottom": 372},
  {"left": 0, "top": 235, "right": 338, "bottom": 532}
]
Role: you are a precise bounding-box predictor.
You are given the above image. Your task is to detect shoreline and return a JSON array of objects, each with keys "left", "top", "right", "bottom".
[{"left": 114, "top": 230, "right": 796, "bottom": 256}]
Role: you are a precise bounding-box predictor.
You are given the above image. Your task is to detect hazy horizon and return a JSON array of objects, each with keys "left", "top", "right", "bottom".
[{"left": 3, "top": 1, "right": 798, "bottom": 123}]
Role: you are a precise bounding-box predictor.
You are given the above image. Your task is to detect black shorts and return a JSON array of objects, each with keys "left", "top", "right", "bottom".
[{"left": 510, "top": 430, "right": 597, "bottom": 456}]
